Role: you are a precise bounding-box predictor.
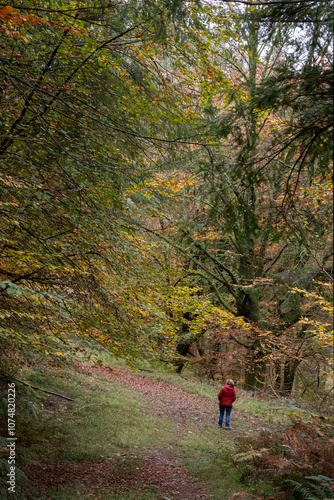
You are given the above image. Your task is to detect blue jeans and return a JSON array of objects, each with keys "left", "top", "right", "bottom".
[{"left": 218, "top": 405, "right": 232, "bottom": 428}]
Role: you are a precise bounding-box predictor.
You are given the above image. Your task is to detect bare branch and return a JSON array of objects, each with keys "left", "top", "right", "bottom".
[{"left": 13, "top": 378, "right": 74, "bottom": 401}]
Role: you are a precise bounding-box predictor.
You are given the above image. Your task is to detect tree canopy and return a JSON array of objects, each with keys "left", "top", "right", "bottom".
[{"left": 0, "top": 0, "right": 332, "bottom": 399}]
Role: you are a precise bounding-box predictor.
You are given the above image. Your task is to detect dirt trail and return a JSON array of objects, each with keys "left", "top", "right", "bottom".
[
  {"left": 86, "top": 364, "right": 218, "bottom": 425},
  {"left": 25, "top": 454, "right": 209, "bottom": 499},
  {"left": 23, "top": 364, "right": 261, "bottom": 499},
  {"left": 81, "top": 363, "right": 214, "bottom": 499},
  {"left": 85, "top": 364, "right": 262, "bottom": 431}
]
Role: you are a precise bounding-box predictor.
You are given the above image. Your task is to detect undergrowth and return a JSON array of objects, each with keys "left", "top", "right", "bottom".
[{"left": 233, "top": 416, "right": 334, "bottom": 499}]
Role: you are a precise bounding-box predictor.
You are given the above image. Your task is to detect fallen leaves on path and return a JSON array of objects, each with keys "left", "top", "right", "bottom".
[
  {"left": 82, "top": 363, "right": 217, "bottom": 425},
  {"left": 80, "top": 363, "right": 268, "bottom": 433},
  {"left": 23, "top": 454, "right": 209, "bottom": 499}
]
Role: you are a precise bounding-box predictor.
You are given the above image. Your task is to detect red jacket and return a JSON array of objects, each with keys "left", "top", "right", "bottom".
[{"left": 218, "top": 385, "right": 236, "bottom": 407}]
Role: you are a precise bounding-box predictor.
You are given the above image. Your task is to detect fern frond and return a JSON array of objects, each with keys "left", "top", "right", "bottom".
[
  {"left": 285, "top": 479, "right": 321, "bottom": 500},
  {"left": 233, "top": 446, "right": 269, "bottom": 463}
]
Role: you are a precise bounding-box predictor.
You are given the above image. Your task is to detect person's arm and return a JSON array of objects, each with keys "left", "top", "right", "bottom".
[
  {"left": 218, "top": 388, "right": 224, "bottom": 402},
  {"left": 232, "top": 389, "right": 236, "bottom": 402}
]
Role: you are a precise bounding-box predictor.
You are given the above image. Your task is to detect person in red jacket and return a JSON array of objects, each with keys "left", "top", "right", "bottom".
[{"left": 218, "top": 378, "right": 236, "bottom": 429}]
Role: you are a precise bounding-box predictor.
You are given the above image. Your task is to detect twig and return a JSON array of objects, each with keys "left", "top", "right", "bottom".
[
  {"left": 320, "top": 386, "right": 334, "bottom": 408},
  {"left": 268, "top": 382, "right": 281, "bottom": 399},
  {"left": 73, "top": 403, "right": 113, "bottom": 413},
  {"left": 13, "top": 378, "right": 74, "bottom": 401}
]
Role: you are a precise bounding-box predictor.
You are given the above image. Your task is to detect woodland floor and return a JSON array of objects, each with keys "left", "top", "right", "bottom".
[{"left": 20, "top": 363, "right": 270, "bottom": 500}]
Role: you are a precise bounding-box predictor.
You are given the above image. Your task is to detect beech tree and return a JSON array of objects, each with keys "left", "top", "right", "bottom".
[{"left": 0, "top": 0, "right": 207, "bottom": 370}]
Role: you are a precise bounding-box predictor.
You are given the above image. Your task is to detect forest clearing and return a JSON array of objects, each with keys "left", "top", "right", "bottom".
[{"left": 0, "top": 0, "right": 333, "bottom": 498}]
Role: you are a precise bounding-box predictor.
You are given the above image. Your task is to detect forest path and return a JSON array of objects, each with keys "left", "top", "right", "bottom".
[
  {"left": 82, "top": 363, "right": 213, "bottom": 499},
  {"left": 79, "top": 363, "right": 268, "bottom": 499},
  {"left": 87, "top": 363, "right": 268, "bottom": 435},
  {"left": 23, "top": 363, "right": 268, "bottom": 500}
]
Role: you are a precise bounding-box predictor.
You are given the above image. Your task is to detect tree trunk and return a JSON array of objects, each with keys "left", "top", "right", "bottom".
[
  {"left": 244, "top": 349, "right": 266, "bottom": 389},
  {"left": 281, "top": 359, "right": 300, "bottom": 394},
  {"left": 236, "top": 290, "right": 260, "bottom": 322},
  {"left": 274, "top": 361, "right": 282, "bottom": 390}
]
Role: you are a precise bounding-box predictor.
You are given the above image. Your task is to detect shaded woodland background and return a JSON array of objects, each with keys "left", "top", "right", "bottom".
[{"left": 0, "top": 0, "right": 333, "bottom": 407}]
